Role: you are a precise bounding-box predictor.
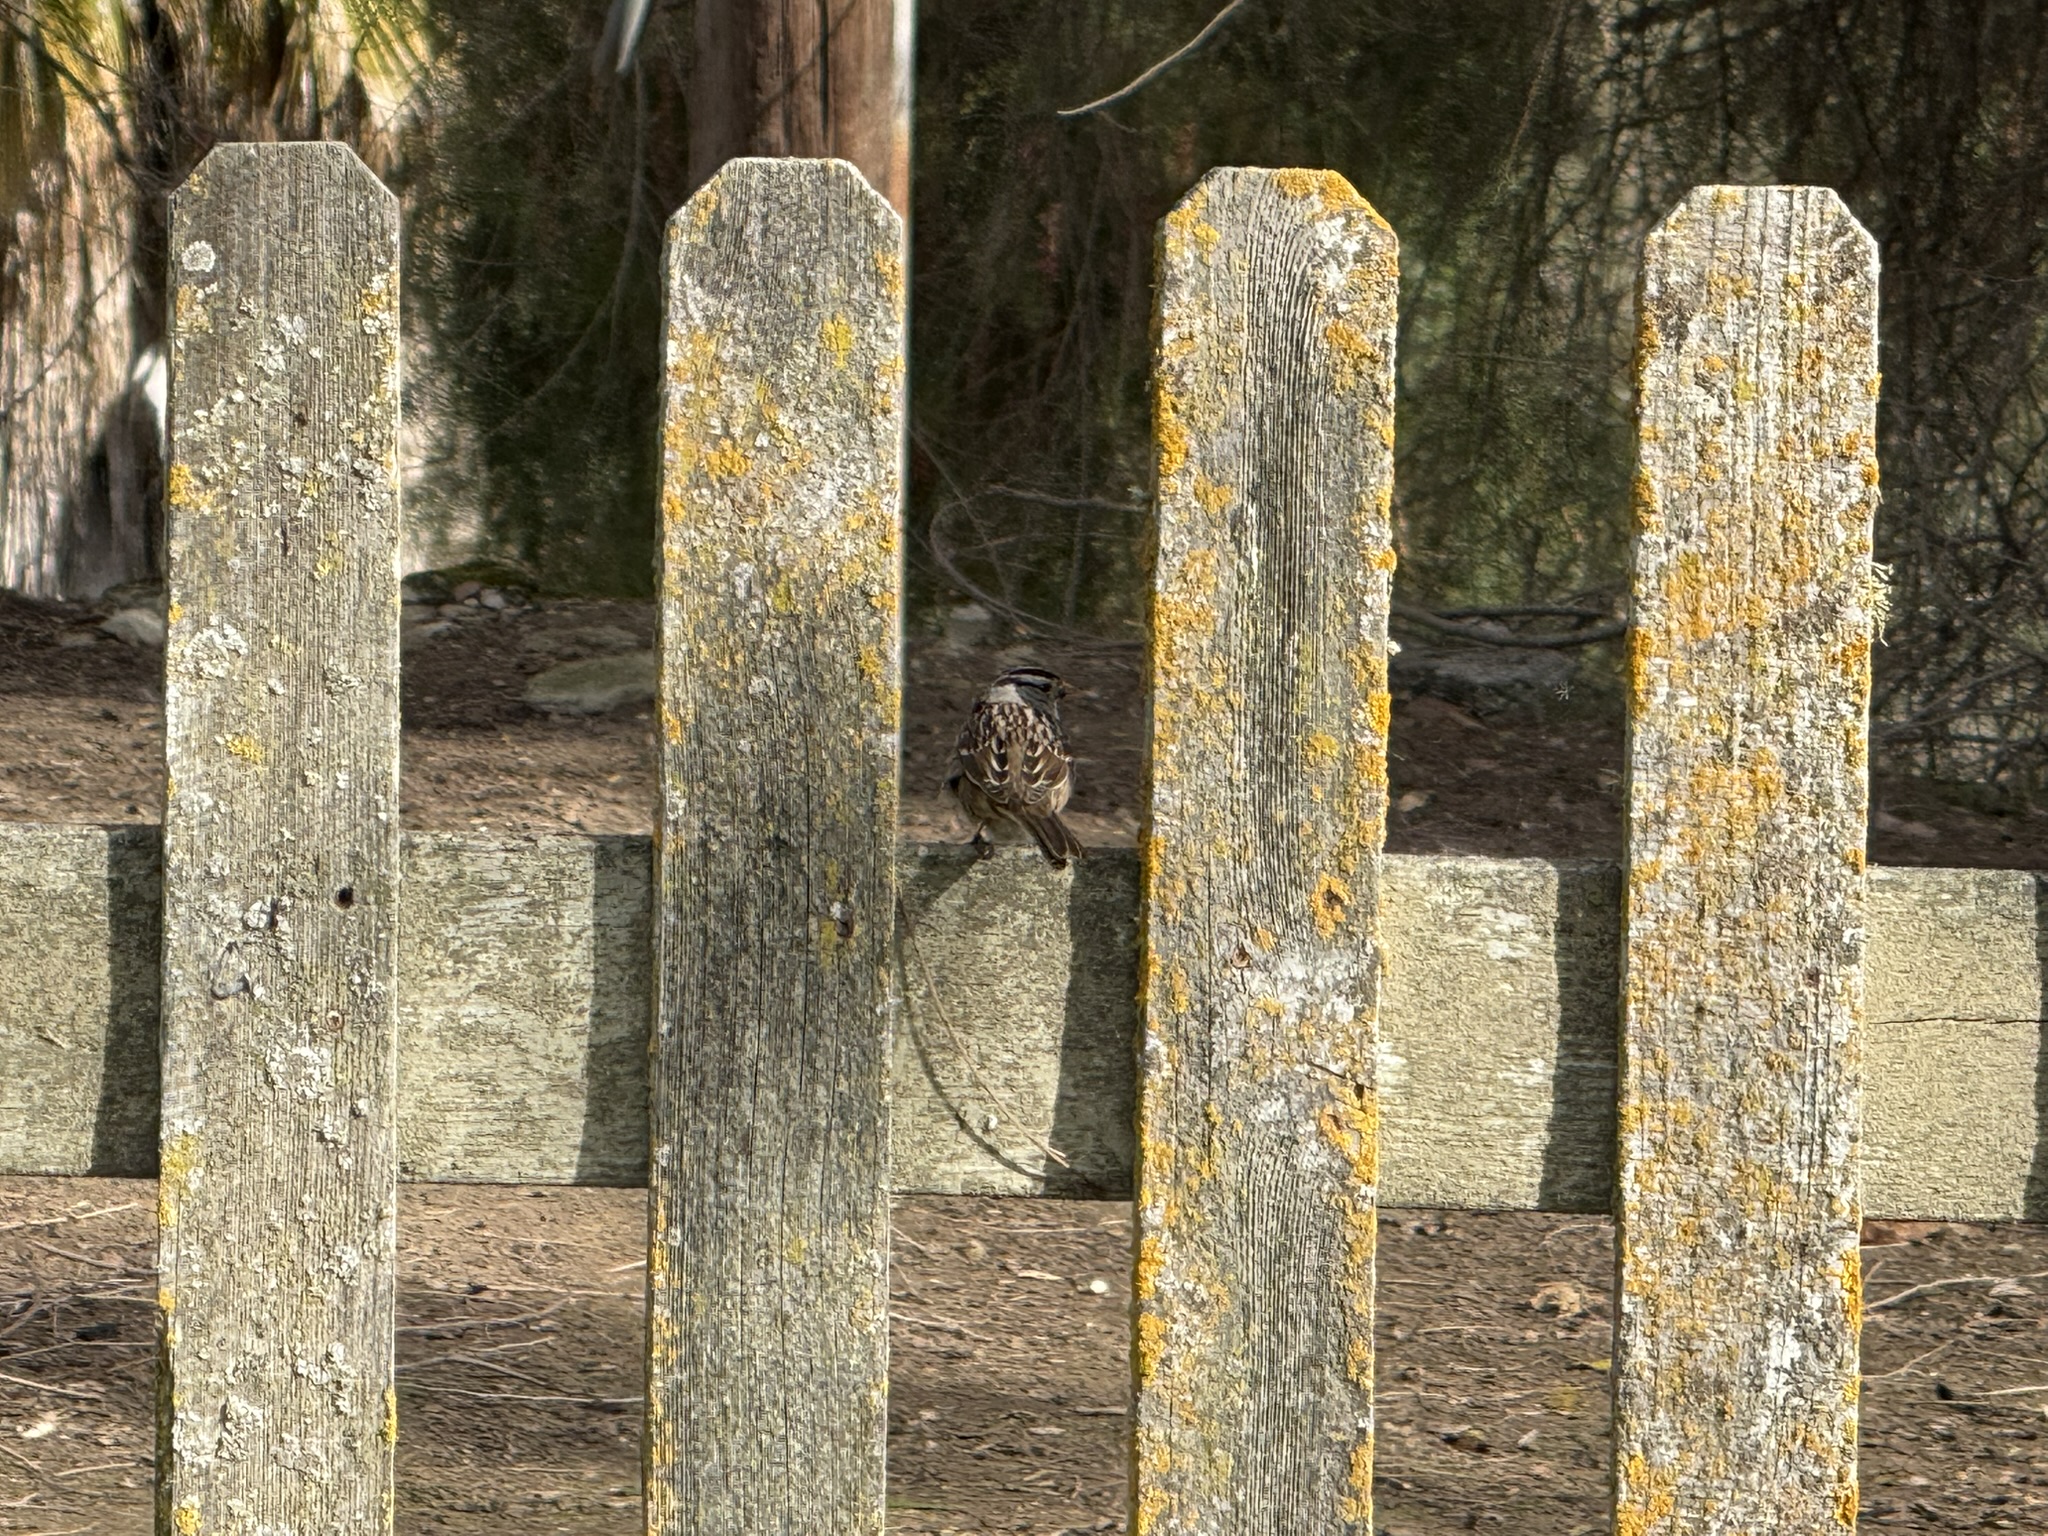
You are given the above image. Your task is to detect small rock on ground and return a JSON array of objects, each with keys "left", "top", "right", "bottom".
[
  {"left": 523, "top": 651, "right": 657, "bottom": 716},
  {"left": 99, "top": 608, "right": 166, "bottom": 648}
]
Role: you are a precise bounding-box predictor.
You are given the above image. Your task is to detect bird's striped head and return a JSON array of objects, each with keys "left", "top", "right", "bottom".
[{"left": 986, "top": 665, "right": 1068, "bottom": 710}]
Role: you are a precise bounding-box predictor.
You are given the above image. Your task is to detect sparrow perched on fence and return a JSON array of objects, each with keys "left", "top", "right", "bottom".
[{"left": 948, "top": 664, "right": 1084, "bottom": 870}]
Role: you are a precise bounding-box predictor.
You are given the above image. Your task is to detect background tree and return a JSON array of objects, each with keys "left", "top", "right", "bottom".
[{"left": 0, "top": 0, "right": 429, "bottom": 597}]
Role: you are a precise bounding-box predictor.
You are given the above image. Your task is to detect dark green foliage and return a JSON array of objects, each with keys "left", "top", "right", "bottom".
[
  {"left": 910, "top": 1, "right": 1625, "bottom": 635},
  {"left": 400, "top": 0, "right": 692, "bottom": 597},
  {"left": 909, "top": 0, "right": 2048, "bottom": 786}
]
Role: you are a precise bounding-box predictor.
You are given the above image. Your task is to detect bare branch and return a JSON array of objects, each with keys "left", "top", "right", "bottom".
[
  {"left": 1057, "top": 0, "right": 1250, "bottom": 119},
  {"left": 1392, "top": 601, "right": 1627, "bottom": 649}
]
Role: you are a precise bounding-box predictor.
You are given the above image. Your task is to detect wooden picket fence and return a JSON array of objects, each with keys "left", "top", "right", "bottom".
[{"left": 0, "top": 141, "right": 2038, "bottom": 1533}]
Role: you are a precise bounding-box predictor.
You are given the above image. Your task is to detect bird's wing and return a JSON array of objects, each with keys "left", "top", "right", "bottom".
[
  {"left": 1010, "top": 718, "right": 1073, "bottom": 815},
  {"left": 956, "top": 701, "right": 1072, "bottom": 814}
]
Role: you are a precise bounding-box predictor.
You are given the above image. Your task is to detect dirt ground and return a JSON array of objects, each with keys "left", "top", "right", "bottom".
[
  {"left": 5, "top": 586, "right": 2048, "bottom": 1531},
  {"left": 7, "top": 1186, "right": 2048, "bottom": 1533}
]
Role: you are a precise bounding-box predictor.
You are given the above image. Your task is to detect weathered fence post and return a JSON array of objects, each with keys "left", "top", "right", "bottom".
[
  {"left": 1616, "top": 186, "right": 1879, "bottom": 1533},
  {"left": 646, "top": 157, "right": 904, "bottom": 1533},
  {"left": 158, "top": 144, "right": 402, "bottom": 1532},
  {"left": 1134, "top": 168, "right": 1397, "bottom": 1533}
]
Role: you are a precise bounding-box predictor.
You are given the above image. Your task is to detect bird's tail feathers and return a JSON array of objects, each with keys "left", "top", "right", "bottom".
[{"left": 1023, "top": 812, "right": 1085, "bottom": 870}]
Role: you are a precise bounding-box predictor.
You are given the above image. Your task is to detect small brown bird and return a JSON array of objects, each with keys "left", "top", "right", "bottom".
[{"left": 948, "top": 664, "right": 1084, "bottom": 869}]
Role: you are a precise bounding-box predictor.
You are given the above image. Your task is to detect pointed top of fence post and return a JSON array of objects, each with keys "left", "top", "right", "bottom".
[{"left": 172, "top": 139, "right": 395, "bottom": 209}]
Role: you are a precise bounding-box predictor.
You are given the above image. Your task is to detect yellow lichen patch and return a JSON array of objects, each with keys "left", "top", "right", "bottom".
[
  {"left": 1317, "top": 1087, "right": 1380, "bottom": 1189},
  {"left": 1192, "top": 473, "right": 1232, "bottom": 514},
  {"left": 1167, "top": 964, "right": 1192, "bottom": 1014},
  {"left": 1366, "top": 690, "right": 1391, "bottom": 741},
  {"left": 1132, "top": 1475, "right": 1169, "bottom": 1536},
  {"left": 223, "top": 733, "right": 264, "bottom": 766},
  {"left": 166, "top": 463, "right": 214, "bottom": 515},
  {"left": 1152, "top": 549, "right": 1218, "bottom": 686},
  {"left": 1134, "top": 1309, "right": 1168, "bottom": 1387},
  {"left": 1272, "top": 167, "right": 1368, "bottom": 216},
  {"left": 1368, "top": 544, "right": 1397, "bottom": 573},
  {"left": 174, "top": 284, "right": 211, "bottom": 334},
  {"left": 820, "top": 314, "right": 854, "bottom": 366},
  {"left": 165, "top": 602, "right": 184, "bottom": 625},
  {"left": 159, "top": 1132, "right": 200, "bottom": 1229},
  {"left": 1156, "top": 381, "right": 1193, "bottom": 479},
  {"left": 382, "top": 1385, "right": 399, "bottom": 1444},
  {"left": 695, "top": 432, "right": 749, "bottom": 483},
  {"left": 1631, "top": 467, "right": 1660, "bottom": 534},
  {"left": 1303, "top": 731, "right": 1340, "bottom": 768},
  {"left": 1311, "top": 871, "right": 1352, "bottom": 937},
  {"left": 1838, "top": 1247, "right": 1863, "bottom": 1328},
  {"left": 1828, "top": 631, "right": 1872, "bottom": 683},
  {"left": 874, "top": 245, "right": 904, "bottom": 300},
  {"left": 173, "top": 1499, "right": 202, "bottom": 1536},
  {"left": 1134, "top": 1234, "right": 1164, "bottom": 1303},
  {"left": 1615, "top": 1452, "right": 1678, "bottom": 1536},
  {"left": 1832, "top": 1473, "right": 1859, "bottom": 1528},
  {"left": 360, "top": 275, "right": 394, "bottom": 326},
  {"left": 1161, "top": 182, "right": 1211, "bottom": 245},
  {"left": 1323, "top": 317, "right": 1382, "bottom": 391}
]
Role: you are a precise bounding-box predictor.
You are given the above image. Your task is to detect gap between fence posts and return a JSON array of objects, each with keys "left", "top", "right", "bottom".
[
  {"left": 646, "top": 156, "right": 905, "bottom": 1535},
  {"left": 1614, "top": 184, "right": 1880, "bottom": 1534},
  {"left": 1133, "top": 167, "right": 1397, "bottom": 1535},
  {"left": 157, "top": 143, "right": 403, "bottom": 1534}
]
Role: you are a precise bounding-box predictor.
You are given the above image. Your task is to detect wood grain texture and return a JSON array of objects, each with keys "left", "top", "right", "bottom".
[
  {"left": 1136, "top": 168, "right": 1397, "bottom": 1536},
  {"left": 396, "top": 833, "right": 650, "bottom": 1186},
  {"left": 4, "top": 834, "right": 2044, "bottom": 1220},
  {"left": 157, "top": 144, "right": 402, "bottom": 1535},
  {"left": 648, "top": 158, "right": 903, "bottom": 1536},
  {"left": 1615, "top": 185, "right": 1879, "bottom": 1536},
  {"left": 690, "top": 0, "right": 913, "bottom": 214}
]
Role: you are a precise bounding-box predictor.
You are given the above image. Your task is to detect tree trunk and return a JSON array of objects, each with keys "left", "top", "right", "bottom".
[{"left": 689, "top": 0, "right": 913, "bottom": 215}]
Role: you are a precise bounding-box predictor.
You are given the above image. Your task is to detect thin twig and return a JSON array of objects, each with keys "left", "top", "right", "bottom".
[
  {"left": 1391, "top": 601, "right": 1628, "bottom": 649},
  {"left": 0, "top": 1203, "right": 141, "bottom": 1237},
  {"left": 26, "top": 1242, "right": 125, "bottom": 1271},
  {"left": 892, "top": 1311, "right": 995, "bottom": 1342},
  {"left": 924, "top": 495, "right": 1141, "bottom": 647},
  {"left": 982, "top": 484, "right": 1147, "bottom": 515},
  {"left": 1866, "top": 1269, "right": 2048, "bottom": 1313},
  {"left": 1057, "top": 0, "right": 1251, "bottom": 119},
  {"left": 0, "top": 1372, "right": 103, "bottom": 1401},
  {"left": 1859, "top": 1336, "right": 1963, "bottom": 1382},
  {"left": 51, "top": 1459, "right": 149, "bottom": 1479},
  {"left": 394, "top": 1298, "right": 574, "bottom": 1335},
  {"left": 401, "top": 1384, "right": 640, "bottom": 1408}
]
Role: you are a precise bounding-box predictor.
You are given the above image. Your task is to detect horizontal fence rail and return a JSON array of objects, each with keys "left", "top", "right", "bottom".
[{"left": 2, "top": 828, "right": 2040, "bottom": 1221}]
